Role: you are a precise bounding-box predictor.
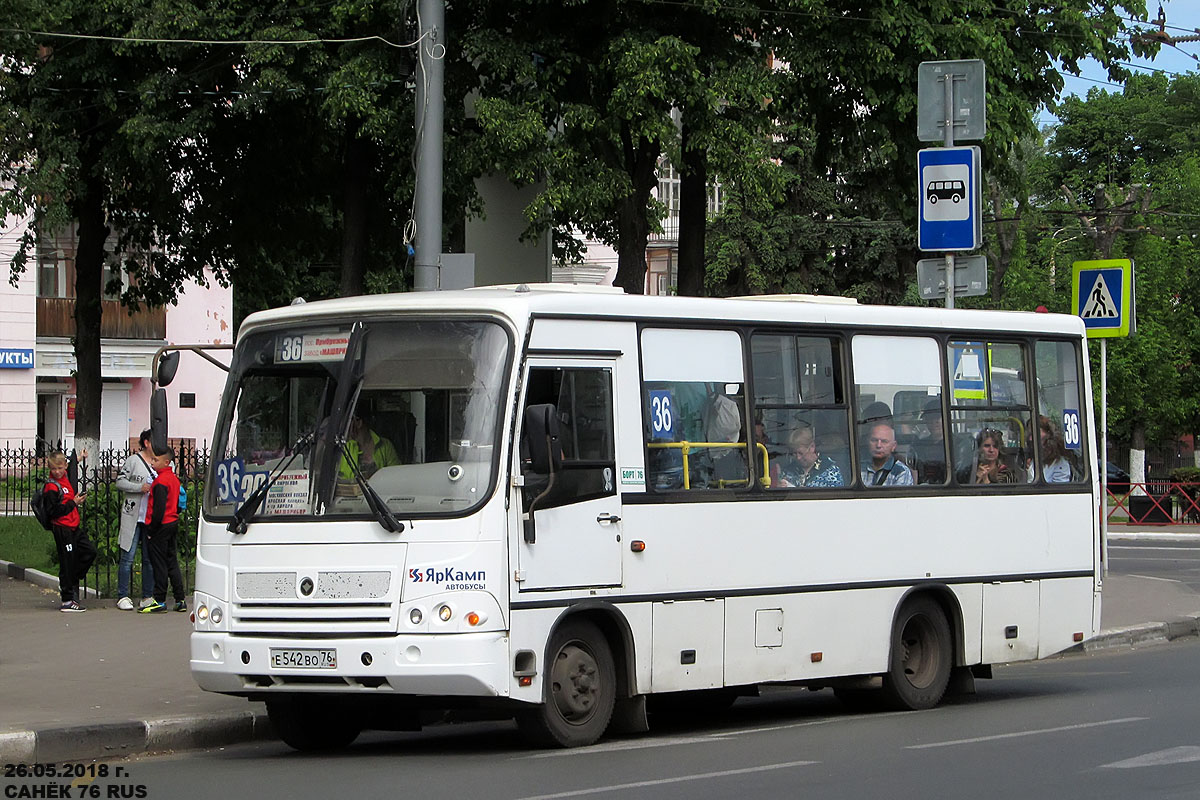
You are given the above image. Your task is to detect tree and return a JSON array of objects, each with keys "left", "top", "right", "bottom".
[
  {"left": 1033, "top": 72, "right": 1200, "bottom": 477},
  {"left": 463, "top": 0, "right": 777, "bottom": 294},
  {"left": 1, "top": 0, "right": 245, "bottom": 454},
  {"left": 706, "top": 0, "right": 1154, "bottom": 302}
]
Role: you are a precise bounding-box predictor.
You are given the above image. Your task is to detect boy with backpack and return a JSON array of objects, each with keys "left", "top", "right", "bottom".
[
  {"left": 42, "top": 450, "right": 95, "bottom": 612},
  {"left": 139, "top": 443, "right": 187, "bottom": 613}
]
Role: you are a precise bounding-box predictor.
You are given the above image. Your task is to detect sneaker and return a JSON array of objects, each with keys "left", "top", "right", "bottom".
[
  {"left": 60, "top": 601, "right": 86, "bottom": 613},
  {"left": 138, "top": 597, "right": 157, "bottom": 610},
  {"left": 116, "top": 597, "right": 134, "bottom": 611},
  {"left": 174, "top": 600, "right": 188, "bottom": 613},
  {"left": 138, "top": 601, "right": 167, "bottom": 614}
]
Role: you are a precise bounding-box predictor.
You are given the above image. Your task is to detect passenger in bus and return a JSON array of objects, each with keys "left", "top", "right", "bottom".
[
  {"left": 910, "top": 399, "right": 947, "bottom": 484},
  {"left": 860, "top": 420, "right": 914, "bottom": 486},
  {"left": 698, "top": 387, "right": 744, "bottom": 486},
  {"left": 963, "top": 428, "right": 1019, "bottom": 484},
  {"left": 772, "top": 425, "right": 843, "bottom": 488},
  {"left": 1028, "top": 415, "right": 1072, "bottom": 484},
  {"left": 339, "top": 414, "right": 399, "bottom": 479}
]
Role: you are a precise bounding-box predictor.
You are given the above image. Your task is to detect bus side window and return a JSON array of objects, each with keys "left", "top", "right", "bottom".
[
  {"left": 1032, "top": 340, "right": 1089, "bottom": 485},
  {"left": 641, "top": 328, "right": 749, "bottom": 491},
  {"left": 851, "top": 335, "right": 940, "bottom": 488},
  {"left": 521, "top": 366, "right": 616, "bottom": 510}
]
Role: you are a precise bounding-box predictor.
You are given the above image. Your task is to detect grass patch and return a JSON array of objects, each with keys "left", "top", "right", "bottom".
[{"left": 0, "top": 515, "right": 58, "bottom": 575}]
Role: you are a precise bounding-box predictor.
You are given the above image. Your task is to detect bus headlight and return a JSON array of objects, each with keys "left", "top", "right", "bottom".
[
  {"left": 197, "top": 605, "right": 210, "bottom": 622},
  {"left": 410, "top": 608, "right": 424, "bottom": 625},
  {"left": 438, "top": 604, "right": 453, "bottom": 622},
  {"left": 211, "top": 606, "right": 223, "bottom": 624}
]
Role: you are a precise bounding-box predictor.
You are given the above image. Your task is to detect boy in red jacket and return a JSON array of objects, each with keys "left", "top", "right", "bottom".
[
  {"left": 139, "top": 444, "right": 187, "bottom": 613},
  {"left": 45, "top": 450, "right": 95, "bottom": 612}
]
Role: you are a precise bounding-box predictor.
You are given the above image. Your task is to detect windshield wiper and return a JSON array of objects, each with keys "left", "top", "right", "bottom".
[
  {"left": 337, "top": 439, "right": 405, "bottom": 533},
  {"left": 227, "top": 431, "right": 317, "bottom": 534}
]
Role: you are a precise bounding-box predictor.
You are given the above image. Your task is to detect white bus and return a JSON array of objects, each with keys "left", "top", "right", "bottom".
[{"left": 190, "top": 286, "right": 1101, "bottom": 750}]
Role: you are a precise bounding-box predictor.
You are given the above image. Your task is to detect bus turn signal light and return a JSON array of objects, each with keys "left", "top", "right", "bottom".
[
  {"left": 467, "top": 612, "right": 481, "bottom": 626},
  {"left": 631, "top": 541, "right": 646, "bottom": 552}
]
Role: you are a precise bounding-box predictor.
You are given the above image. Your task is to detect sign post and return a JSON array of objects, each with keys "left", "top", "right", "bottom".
[
  {"left": 1072, "top": 258, "right": 1135, "bottom": 576},
  {"left": 917, "top": 59, "right": 986, "bottom": 309}
]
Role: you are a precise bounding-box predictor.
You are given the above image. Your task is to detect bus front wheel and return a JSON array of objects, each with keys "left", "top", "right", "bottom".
[
  {"left": 882, "top": 596, "right": 952, "bottom": 711},
  {"left": 267, "top": 696, "right": 362, "bottom": 752},
  {"left": 518, "top": 619, "right": 616, "bottom": 747}
]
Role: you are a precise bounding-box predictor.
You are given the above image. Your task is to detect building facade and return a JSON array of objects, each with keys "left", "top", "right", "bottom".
[{"left": 0, "top": 214, "right": 232, "bottom": 453}]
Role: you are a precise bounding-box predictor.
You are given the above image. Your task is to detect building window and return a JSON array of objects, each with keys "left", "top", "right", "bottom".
[
  {"left": 179, "top": 393, "right": 197, "bottom": 409},
  {"left": 36, "top": 224, "right": 74, "bottom": 299}
]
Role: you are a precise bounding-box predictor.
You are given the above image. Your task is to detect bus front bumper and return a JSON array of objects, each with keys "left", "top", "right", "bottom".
[{"left": 190, "top": 631, "right": 512, "bottom": 698}]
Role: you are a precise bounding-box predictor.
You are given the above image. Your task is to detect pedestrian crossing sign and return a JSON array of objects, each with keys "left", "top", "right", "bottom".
[{"left": 1071, "top": 259, "right": 1133, "bottom": 338}]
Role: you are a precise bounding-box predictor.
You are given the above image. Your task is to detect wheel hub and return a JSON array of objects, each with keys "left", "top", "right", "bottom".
[{"left": 551, "top": 643, "right": 600, "bottom": 722}]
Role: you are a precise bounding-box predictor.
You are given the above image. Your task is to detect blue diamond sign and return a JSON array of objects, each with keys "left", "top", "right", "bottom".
[
  {"left": 1071, "top": 259, "right": 1134, "bottom": 338},
  {"left": 917, "top": 146, "right": 981, "bottom": 252}
]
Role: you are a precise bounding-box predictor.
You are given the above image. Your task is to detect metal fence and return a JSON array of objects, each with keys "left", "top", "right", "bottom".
[
  {"left": 0, "top": 442, "right": 207, "bottom": 599},
  {"left": 1108, "top": 481, "right": 1200, "bottom": 525}
]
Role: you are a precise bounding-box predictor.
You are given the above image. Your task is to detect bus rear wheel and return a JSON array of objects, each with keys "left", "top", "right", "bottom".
[
  {"left": 267, "top": 696, "right": 362, "bottom": 752},
  {"left": 882, "top": 596, "right": 952, "bottom": 711},
  {"left": 518, "top": 619, "right": 616, "bottom": 748}
]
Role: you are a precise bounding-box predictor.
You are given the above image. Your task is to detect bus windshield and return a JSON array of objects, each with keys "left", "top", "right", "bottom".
[{"left": 207, "top": 318, "right": 511, "bottom": 521}]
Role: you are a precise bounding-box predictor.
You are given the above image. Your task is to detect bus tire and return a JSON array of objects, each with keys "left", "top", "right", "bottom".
[
  {"left": 518, "top": 619, "right": 616, "bottom": 748},
  {"left": 267, "top": 697, "right": 362, "bottom": 752},
  {"left": 881, "top": 596, "right": 952, "bottom": 711}
]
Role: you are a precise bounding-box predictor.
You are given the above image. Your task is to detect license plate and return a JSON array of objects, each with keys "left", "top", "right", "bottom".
[{"left": 270, "top": 648, "right": 337, "bottom": 669}]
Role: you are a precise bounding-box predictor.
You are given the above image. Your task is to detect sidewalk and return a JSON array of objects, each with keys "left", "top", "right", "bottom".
[{"left": 3, "top": 533, "right": 1200, "bottom": 764}]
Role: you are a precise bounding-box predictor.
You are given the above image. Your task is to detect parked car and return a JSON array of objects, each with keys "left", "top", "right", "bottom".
[{"left": 1104, "top": 462, "right": 1130, "bottom": 493}]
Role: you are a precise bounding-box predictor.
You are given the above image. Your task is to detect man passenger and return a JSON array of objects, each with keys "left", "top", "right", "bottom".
[{"left": 861, "top": 420, "right": 914, "bottom": 486}]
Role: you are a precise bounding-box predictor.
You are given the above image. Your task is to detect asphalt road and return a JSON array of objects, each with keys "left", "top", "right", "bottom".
[
  {"left": 1109, "top": 540, "right": 1200, "bottom": 596},
  {"left": 11, "top": 638, "right": 1193, "bottom": 800}
]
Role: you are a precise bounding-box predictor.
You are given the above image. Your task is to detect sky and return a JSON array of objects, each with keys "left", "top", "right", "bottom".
[{"left": 1046, "top": 0, "right": 1200, "bottom": 123}]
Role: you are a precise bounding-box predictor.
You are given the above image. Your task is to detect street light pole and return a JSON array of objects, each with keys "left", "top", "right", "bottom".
[{"left": 413, "top": 0, "right": 444, "bottom": 292}]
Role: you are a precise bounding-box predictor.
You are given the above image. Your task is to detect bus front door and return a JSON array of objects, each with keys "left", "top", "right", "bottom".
[{"left": 517, "top": 360, "right": 623, "bottom": 591}]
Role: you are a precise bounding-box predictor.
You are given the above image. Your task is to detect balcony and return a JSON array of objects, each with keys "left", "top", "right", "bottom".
[{"left": 36, "top": 297, "right": 166, "bottom": 340}]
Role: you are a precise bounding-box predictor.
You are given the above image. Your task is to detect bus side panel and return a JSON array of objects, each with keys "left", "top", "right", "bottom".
[
  {"left": 723, "top": 590, "right": 897, "bottom": 685},
  {"left": 982, "top": 581, "right": 1040, "bottom": 663},
  {"left": 1039, "top": 577, "right": 1097, "bottom": 658},
  {"left": 950, "top": 583, "right": 983, "bottom": 665},
  {"left": 506, "top": 603, "right": 653, "bottom": 704}
]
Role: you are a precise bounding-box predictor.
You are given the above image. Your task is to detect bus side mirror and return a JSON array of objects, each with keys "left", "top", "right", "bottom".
[
  {"left": 521, "top": 404, "right": 562, "bottom": 545},
  {"left": 157, "top": 351, "right": 181, "bottom": 387},
  {"left": 150, "top": 389, "right": 169, "bottom": 454},
  {"left": 523, "top": 404, "right": 562, "bottom": 474}
]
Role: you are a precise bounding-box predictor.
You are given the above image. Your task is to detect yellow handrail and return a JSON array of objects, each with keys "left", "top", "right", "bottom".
[{"left": 646, "top": 441, "right": 771, "bottom": 489}]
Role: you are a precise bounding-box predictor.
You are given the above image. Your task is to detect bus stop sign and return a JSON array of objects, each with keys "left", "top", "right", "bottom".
[
  {"left": 1071, "top": 259, "right": 1134, "bottom": 338},
  {"left": 917, "top": 146, "right": 981, "bottom": 252}
]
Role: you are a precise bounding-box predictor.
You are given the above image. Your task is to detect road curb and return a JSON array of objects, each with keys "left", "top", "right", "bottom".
[
  {"left": 0, "top": 712, "right": 274, "bottom": 765},
  {"left": 1081, "top": 617, "right": 1200, "bottom": 652},
  {"left": 2, "top": 559, "right": 99, "bottom": 598}
]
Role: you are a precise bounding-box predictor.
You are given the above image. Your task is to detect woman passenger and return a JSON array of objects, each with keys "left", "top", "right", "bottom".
[
  {"left": 964, "top": 428, "right": 1018, "bottom": 484},
  {"left": 1029, "top": 415, "right": 1072, "bottom": 484}
]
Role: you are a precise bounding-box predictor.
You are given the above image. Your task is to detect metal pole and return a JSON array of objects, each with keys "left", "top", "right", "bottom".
[
  {"left": 1100, "top": 338, "right": 1108, "bottom": 575},
  {"left": 943, "top": 73, "right": 955, "bottom": 310},
  {"left": 413, "top": 0, "right": 444, "bottom": 292}
]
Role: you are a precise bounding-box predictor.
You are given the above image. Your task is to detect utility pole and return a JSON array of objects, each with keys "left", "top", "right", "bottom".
[
  {"left": 1136, "top": 4, "right": 1200, "bottom": 46},
  {"left": 413, "top": 0, "right": 444, "bottom": 292}
]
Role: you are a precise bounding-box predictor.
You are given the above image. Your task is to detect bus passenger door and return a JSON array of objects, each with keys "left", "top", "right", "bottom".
[{"left": 517, "top": 360, "right": 623, "bottom": 591}]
